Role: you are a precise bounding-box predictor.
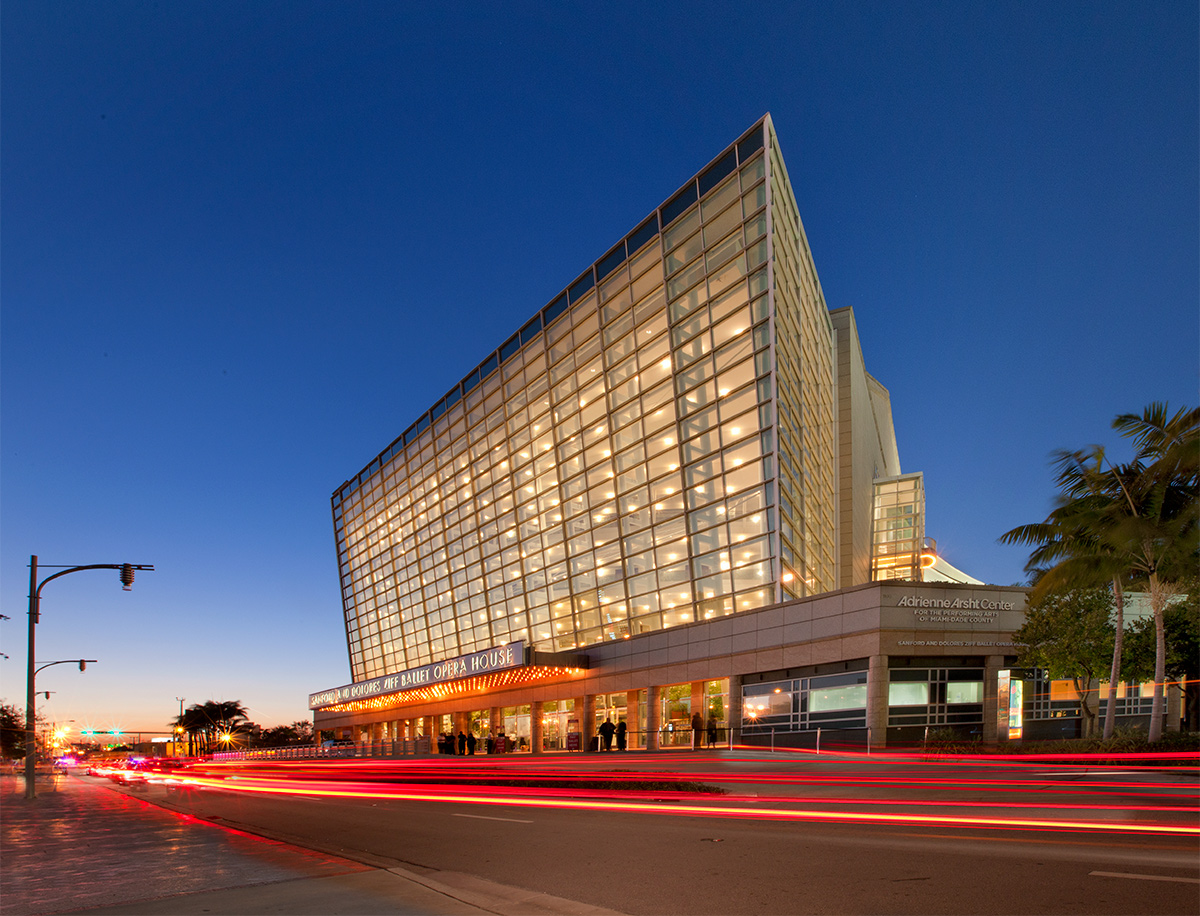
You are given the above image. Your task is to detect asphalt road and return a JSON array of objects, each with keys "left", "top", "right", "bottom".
[{"left": 93, "top": 751, "right": 1200, "bottom": 915}]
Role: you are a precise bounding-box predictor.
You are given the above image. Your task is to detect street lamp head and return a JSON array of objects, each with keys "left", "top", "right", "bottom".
[{"left": 119, "top": 564, "right": 135, "bottom": 590}]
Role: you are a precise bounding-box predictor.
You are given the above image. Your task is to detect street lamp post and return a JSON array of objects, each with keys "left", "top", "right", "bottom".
[
  {"left": 25, "top": 554, "right": 153, "bottom": 799},
  {"left": 175, "top": 697, "right": 186, "bottom": 757}
]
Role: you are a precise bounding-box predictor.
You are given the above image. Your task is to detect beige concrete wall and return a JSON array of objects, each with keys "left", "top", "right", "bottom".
[
  {"left": 830, "top": 308, "right": 902, "bottom": 590},
  {"left": 315, "top": 581, "right": 1028, "bottom": 735}
]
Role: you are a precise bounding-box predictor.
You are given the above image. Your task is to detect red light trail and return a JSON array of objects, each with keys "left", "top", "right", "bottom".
[{"left": 147, "top": 757, "right": 1199, "bottom": 838}]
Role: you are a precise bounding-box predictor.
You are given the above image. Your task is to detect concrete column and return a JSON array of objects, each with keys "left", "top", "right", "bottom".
[
  {"left": 581, "top": 693, "right": 596, "bottom": 752},
  {"left": 490, "top": 706, "right": 502, "bottom": 740},
  {"left": 625, "top": 691, "right": 639, "bottom": 750},
  {"left": 690, "top": 681, "right": 705, "bottom": 748},
  {"left": 1167, "top": 681, "right": 1182, "bottom": 733},
  {"left": 866, "top": 655, "right": 889, "bottom": 750},
  {"left": 727, "top": 675, "right": 743, "bottom": 747},
  {"left": 982, "top": 655, "right": 1006, "bottom": 746},
  {"left": 422, "top": 715, "right": 435, "bottom": 739},
  {"left": 531, "top": 701, "right": 544, "bottom": 755},
  {"left": 646, "top": 685, "right": 661, "bottom": 751}
]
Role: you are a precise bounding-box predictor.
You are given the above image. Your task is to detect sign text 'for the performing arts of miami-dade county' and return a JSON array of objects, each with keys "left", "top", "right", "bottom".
[
  {"left": 308, "top": 642, "right": 525, "bottom": 709},
  {"left": 896, "top": 594, "right": 1017, "bottom": 624}
]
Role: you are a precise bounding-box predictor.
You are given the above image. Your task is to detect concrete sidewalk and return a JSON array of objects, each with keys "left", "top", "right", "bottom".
[{"left": 1, "top": 774, "right": 619, "bottom": 916}]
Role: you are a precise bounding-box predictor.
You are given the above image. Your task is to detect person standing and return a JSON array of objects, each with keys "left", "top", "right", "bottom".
[
  {"left": 467, "top": 731, "right": 477, "bottom": 755},
  {"left": 691, "top": 712, "right": 703, "bottom": 750},
  {"left": 706, "top": 716, "right": 718, "bottom": 749},
  {"left": 457, "top": 731, "right": 467, "bottom": 755},
  {"left": 598, "top": 717, "right": 616, "bottom": 751},
  {"left": 616, "top": 719, "right": 627, "bottom": 751}
]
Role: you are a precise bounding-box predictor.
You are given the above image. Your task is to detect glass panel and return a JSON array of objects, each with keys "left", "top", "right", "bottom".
[
  {"left": 662, "top": 183, "right": 698, "bottom": 226},
  {"left": 702, "top": 203, "right": 741, "bottom": 247},
  {"left": 946, "top": 682, "right": 983, "bottom": 704},
  {"left": 810, "top": 682, "right": 867, "bottom": 712},
  {"left": 665, "top": 231, "right": 704, "bottom": 276},
  {"left": 663, "top": 208, "right": 700, "bottom": 252},
  {"left": 698, "top": 149, "right": 737, "bottom": 197},
  {"left": 627, "top": 215, "right": 659, "bottom": 255},
  {"left": 888, "top": 682, "right": 929, "bottom": 706},
  {"left": 701, "top": 172, "right": 740, "bottom": 218}
]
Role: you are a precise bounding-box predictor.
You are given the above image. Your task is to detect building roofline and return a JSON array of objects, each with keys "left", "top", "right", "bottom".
[{"left": 333, "top": 115, "right": 773, "bottom": 504}]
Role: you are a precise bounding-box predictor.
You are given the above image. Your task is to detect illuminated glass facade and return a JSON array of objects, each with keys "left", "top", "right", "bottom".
[
  {"left": 871, "top": 473, "right": 926, "bottom": 582},
  {"left": 332, "top": 116, "right": 873, "bottom": 684}
]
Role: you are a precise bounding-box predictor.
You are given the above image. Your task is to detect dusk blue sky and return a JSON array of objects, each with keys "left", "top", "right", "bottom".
[{"left": 3, "top": 2, "right": 1196, "bottom": 734}]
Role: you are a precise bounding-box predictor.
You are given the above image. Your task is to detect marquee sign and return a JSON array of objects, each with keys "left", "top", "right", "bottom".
[{"left": 309, "top": 641, "right": 526, "bottom": 709}]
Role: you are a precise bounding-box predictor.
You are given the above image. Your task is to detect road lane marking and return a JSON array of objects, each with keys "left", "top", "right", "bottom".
[
  {"left": 452, "top": 813, "right": 533, "bottom": 824},
  {"left": 1090, "top": 871, "right": 1200, "bottom": 884},
  {"left": 1034, "top": 771, "right": 1141, "bottom": 776}
]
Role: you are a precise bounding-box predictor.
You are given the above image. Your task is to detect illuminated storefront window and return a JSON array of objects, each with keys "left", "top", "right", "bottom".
[
  {"left": 743, "top": 670, "right": 868, "bottom": 735},
  {"left": 888, "top": 667, "right": 984, "bottom": 728}
]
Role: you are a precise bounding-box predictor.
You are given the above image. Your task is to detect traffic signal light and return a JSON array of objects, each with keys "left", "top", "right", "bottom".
[{"left": 119, "top": 564, "right": 135, "bottom": 590}]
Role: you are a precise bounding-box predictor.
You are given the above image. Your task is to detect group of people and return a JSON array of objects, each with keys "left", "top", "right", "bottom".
[
  {"left": 596, "top": 717, "right": 627, "bottom": 751},
  {"left": 437, "top": 731, "right": 514, "bottom": 755},
  {"left": 434, "top": 716, "right": 720, "bottom": 754},
  {"left": 438, "top": 731, "right": 476, "bottom": 755}
]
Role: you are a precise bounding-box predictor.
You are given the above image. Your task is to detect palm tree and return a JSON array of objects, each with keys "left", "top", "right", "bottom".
[
  {"left": 1109, "top": 404, "right": 1199, "bottom": 741},
  {"left": 1001, "top": 447, "right": 1130, "bottom": 738},
  {"left": 1002, "top": 403, "right": 1197, "bottom": 742},
  {"left": 174, "top": 700, "right": 250, "bottom": 755}
]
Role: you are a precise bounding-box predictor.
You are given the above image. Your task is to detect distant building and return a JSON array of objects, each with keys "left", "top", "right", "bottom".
[{"left": 308, "top": 116, "right": 1158, "bottom": 751}]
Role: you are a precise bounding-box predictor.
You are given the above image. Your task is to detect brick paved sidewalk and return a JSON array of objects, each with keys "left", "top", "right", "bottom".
[{"left": 1, "top": 773, "right": 486, "bottom": 915}]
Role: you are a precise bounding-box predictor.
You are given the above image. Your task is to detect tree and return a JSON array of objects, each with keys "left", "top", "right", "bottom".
[
  {"left": 1, "top": 702, "right": 26, "bottom": 759},
  {"left": 1002, "top": 403, "right": 1198, "bottom": 742},
  {"left": 1123, "top": 591, "right": 1200, "bottom": 732},
  {"left": 1109, "top": 404, "right": 1199, "bottom": 741},
  {"left": 172, "top": 700, "right": 250, "bottom": 755},
  {"left": 1013, "top": 585, "right": 1115, "bottom": 737},
  {"left": 258, "top": 720, "right": 315, "bottom": 748},
  {"left": 1000, "top": 447, "right": 1132, "bottom": 739}
]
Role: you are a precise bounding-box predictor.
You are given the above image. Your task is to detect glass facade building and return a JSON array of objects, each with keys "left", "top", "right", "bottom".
[
  {"left": 294, "top": 116, "right": 1181, "bottom": 753},
  {"left": 331, "top": 115, "right": 859, "bottom": 685},
  {"left": 303, "top": 115, "right": 1110, "bottom": 754}
]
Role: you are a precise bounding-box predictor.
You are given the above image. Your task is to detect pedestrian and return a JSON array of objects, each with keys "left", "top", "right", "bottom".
[
  {"left": 691, "top": 712, "right": 703, "bottom": 750},
  {"left": 598, "top": 717, "right": 616, "bottom": 751},
  {"left": 486, "top": 733, "right": 495, "bottom": 755},
  {"left": 616, "top": 719, "right": 627, "bottom": 751},
  {"left": 706, "top": 716, "right": 718, "bottom": 748},
  {"left": 467, "top": 731, "right": 477, "bottom": 755},
  {"left": 457, "top": 731, "right": 467, "bottom": 755}
]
